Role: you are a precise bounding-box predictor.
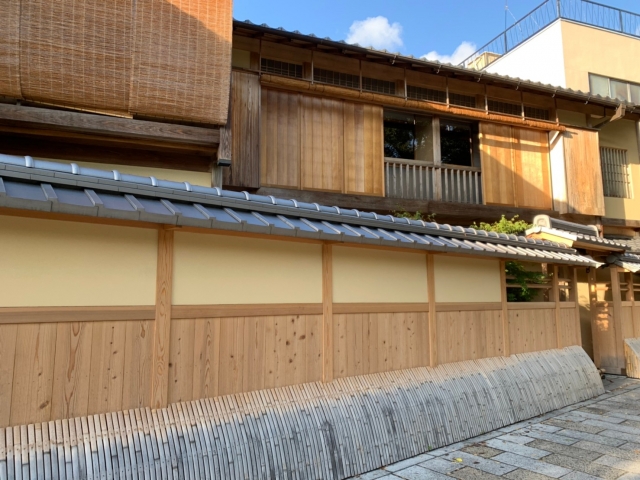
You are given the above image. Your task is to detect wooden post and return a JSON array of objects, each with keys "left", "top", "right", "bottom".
[
  {"left": 322, "top": 244, "right": 333, "bottom": 382},
  {"left": 500, "top": 260, "right": 510, "bottom": 356},
  {"left": 610, "top": 266, "right": 624, "bottom": 370},
  {"left": 151, "top": 228, "right": 174, "bottom": 409},
  {"left": 212, "top": 73, "right": 233, "bottom": 188},
  {"left": 629, "top": 272, "right": 638, "bottom": 337},
  {"left": 572, "top": 267, "right": 582, "bottom": 347},
  {"left": 427, "top": 254, "right": 437, "bottom": 366},
  {"left": 552, "top": 265, "right": 561, "bottom": 348},
  {"left": 588, "top": 266, "right": 601, "bottom": 367}
]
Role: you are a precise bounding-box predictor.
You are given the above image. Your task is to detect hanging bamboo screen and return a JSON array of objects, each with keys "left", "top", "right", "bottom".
[{"left": 0, "top": 0, "right": 232, "bottom": 125}]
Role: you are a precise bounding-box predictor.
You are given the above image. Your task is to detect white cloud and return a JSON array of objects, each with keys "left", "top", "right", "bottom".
[
  {"left": 346, "top": 16, "right": 403, "bottom": 51},
  {"left": 422, "top": 41, "right": 477, "bottom": 65}
]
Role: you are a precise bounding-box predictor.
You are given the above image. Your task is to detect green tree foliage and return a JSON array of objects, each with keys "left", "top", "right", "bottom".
[
  {"left": 393, "top": 209, "right": 436, "bottom": 222},
  {"left": 470, "top": 215, "right": 531, "bottom": 236},
  {"left": 470, "top": 215, "right": 547, "bottom": 302}
]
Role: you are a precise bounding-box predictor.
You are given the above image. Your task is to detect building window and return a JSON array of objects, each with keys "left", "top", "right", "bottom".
[
  {"left": 440, "top": 120, "right": 479, "bottom": 167},
  {"left": 383, "top": 111, "right": 434, "bottom": 161},
  {"left": 260, "top": 58, "right": 303, "bottom": 78},
  {"left": 600, "top": 146, "right": 632, "bottom": 198},
  {"left": 488, "top": 99, "right": 521, "bottom": 117},
  {"left": 524, "top": 106, "right": 550, "bottom": 121},
  {"left": 449, "top": 92, "right": 477, "bottom": 108},
  {"left": 590, "top": 73, "right": 640, "bottom": 103},
  {"left": 407, "top": 85, "right": 446, "bottom": 103},
  {"left": 314, "top": 68, "right": 360, "bottom": 89},
  {"left": 362, "top": 77, "right": 396, "bottom": 95}
]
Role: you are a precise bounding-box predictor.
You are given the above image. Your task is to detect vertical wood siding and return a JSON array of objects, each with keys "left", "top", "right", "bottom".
[
  {"left": 260, "top": 88, "right": 384, "bottom": 195},
  {"left": 563, "top": 128, "right": 606, "bottom": 215},
  {"left": 480, "top": 122, "right": 552, "bottom": 210},
  {"left": 436, "top": 310, "right": 504, "bottom": 364}
]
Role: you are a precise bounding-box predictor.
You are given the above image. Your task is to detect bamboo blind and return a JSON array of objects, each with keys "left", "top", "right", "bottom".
[{"left": 0, "top": 0, "right": 232, "bottom": 125}]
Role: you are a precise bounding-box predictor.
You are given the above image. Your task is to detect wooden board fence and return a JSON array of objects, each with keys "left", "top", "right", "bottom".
[
  {"left": 625, "top": 338, "right": 640, "bottom": 379},
  {"left": 0, "top": 346, "right": 602, "bottom": 480}
]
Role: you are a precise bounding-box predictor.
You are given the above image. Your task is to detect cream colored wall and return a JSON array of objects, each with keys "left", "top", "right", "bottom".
[
  {"left": 232, "top": 48, "right": 251, "bottom": 69},
  {"left": 601, "top": 120, "right": 640, "bottom": 220},
  {"left": 32, "top": 158, "right": 212, "bottom": 187},
  {"left": 332, "top": 247, "right": 428, "bottom": 303},
  {"left": 173, "top": 233, "right": 322, "bottom": 304},
  {"left": 434, "top": 256, "right": 501, "bottom": 303},
  {"left": 561, "top": 20, "right": 640, "bottom": 91},
  {"left": 0, "top": 215, "right": 157, "bottom": 307}
]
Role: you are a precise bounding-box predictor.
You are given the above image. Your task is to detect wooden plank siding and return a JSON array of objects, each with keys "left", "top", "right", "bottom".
[
  {"left": 480, "top": 122, "right": 552, "bottom": 210},
  {"left": 224, "top": 71, "right": 261, "bottom": 188},
  {"left": 260, "top": 87, "right": 384, "bottom": 195},
  {"left": 563, "top": 127, "right": 605, "bottom": 216},
  {"left": 436, "top": 310, "right": 504, "bottom": 364}
]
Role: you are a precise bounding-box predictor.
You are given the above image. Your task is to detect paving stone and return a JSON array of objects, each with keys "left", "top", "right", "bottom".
[
  {"left": 618, "top": 474, "right": 640, "bottom": 480},
  {"left": 542, "top": 453, "right": 625, "bottom": 480},
  {"left": 528, "top": 424, "right": 562, "bottom": 434},
  {"left": 600, "top": 430, "right": 640, "bottom": 443},
  {"left": 573, "top": 440, "right": 640, "bottom": 462},
  {"left": 619, "top": 442, "right": 640, "bottom": 455},
  {"left": 584, "top": 420, "right": 640, "bottom": 436},
  {"left": 498, "top": 434, "right": 535, "bottom": 445},
  {"left": 560, "top": 411, "right": 625, "bottom": 424},
  {"left": 560, "top": 472, "right": 604, "bottom": 480},
  {"left": 460, "top": 445, "right": 503, "bottom": 459},
  {"left": 544, "top": 419, "right": 605, "bottom": 435},
  {"left": 386, "top": 456, "right": 435, "bottom": 472},
  {"left": 608, "top": 412, "right": 640, "bottom": 423},
  {"left": 449, "top": 467, "right": 502, "bottom": 480},
  {"left": 621, "top": 420, "right": 640, "bottom": 429},
  {"left": 420, "top": 458, "right": 466, "bottom": 475},
  {"left": 518, "top": 429, "right": 579, "bottom": 446},
  {"left": 356, "top": 470, "right": 393, "bottom": 480},
  {"left": 492, "top": 453, "right": 571, "bottom": 478},
  {"left": 595, "top": 455, "right": 640, "bottom": 474},
  {"left": 554, "top": 428, "right": 626, "bottom": 447},
  {"left": 525, "top": 440, "right": 601, "bottom": 462},
  {"left": 428, "top": 433, "right": 503, "bottom": 458},
  {"left": 485, "top": 439, "right": 550, "bottom": 460},
  {"left": 578, "top": 407, "right": 611, "bottom": 416},
  {"left": 441, "top": 451, "right": 517, "bottom": 476},
  {"left": 393, "top": 465, "right": 453, "bottom": 480},
  {"left": 504, "top": 468, "right": 556, "bottom": 480}
]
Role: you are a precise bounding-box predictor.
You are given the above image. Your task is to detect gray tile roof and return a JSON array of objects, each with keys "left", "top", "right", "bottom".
[
  {"left": 530, "top": 215, "right": 627, "bottom": 249},
  {"left": 234, "top": 20, "right": 639, "bottom": 111},
  {"left": 0, "top": 154, "right": 601, "bottom": 267},
  {"left": 607, "top": 253, "right": 640, "bottom": 273}
]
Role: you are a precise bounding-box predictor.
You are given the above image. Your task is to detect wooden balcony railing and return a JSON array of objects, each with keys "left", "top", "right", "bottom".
[{"left": 385, "top": 158, "right": 483, "bottom": 204}]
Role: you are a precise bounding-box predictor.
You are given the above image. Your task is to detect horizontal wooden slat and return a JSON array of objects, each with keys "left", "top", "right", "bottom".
[
  {"left": 507, "top": 302, "right": 556, "bottom": 310},
  {"left": 332, "top": 303, "right": 429, "bottom": 314},
  {"left": 436, "top": 302, "right": 502, "bottom": 312},
  {"left": 0, "top": 306, "right": 155, "bottom": 324},
  {"left": 0, "top": 103, "right": 220, "bottom": 147},
  {"left": 172, "top": 303, "right": 323, "bottom": 319},
  {"left": 559, "top": 302, "right": 578, "bottom": 309}
]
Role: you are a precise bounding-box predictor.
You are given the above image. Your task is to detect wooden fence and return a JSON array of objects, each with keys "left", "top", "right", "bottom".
[{"left": 0, "top": 219, "right": 583, "bottom": 428}]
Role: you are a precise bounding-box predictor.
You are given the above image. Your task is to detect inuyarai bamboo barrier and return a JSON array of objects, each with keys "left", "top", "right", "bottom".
[
  {"left": 625, "top": 338, "right": 640, "bottom": 379},
  {"left": 0, "top": 346, "right": 602, "bottom": 480}
]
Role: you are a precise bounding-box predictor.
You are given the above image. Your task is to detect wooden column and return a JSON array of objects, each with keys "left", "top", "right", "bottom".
[
  {"left": 151, "top": 228, "right": 174, "bottom": 409},
  {"left": 610, "top": 266, "right": 625, "bottom": 370},
  {"left": 212, "top": 73, "right": 233, "bottom": 188},
  {"left": 427, "top": 254, "right": 437, "bottom": 366},
  {"left": 500, "top": 260, "right": 510, "bottom": 356},
  {"left": 588, "top": 266, "right": 601, "bottom": 367},
  {"left": 322, "top": 244, "right": 333, "bottom": 382},
  {"left": 628, "top": 272, "right": 638, "bottom": 337},
  {"left": 572, "top": 267, "right": 582, "bottom": 347},
  {"left": 552, "top": 265, "right": 561, "bottom": 348}
]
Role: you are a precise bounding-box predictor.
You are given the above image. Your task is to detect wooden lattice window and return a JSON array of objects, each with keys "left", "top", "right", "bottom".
[
  {"left": 449, "top": 92, "right": 476, "bottom": 108},
  {"left": 600, "top": 146, "right": 631, "bottom": 198},
  {"left": 260, "top": 58, "right": 303, "bottom": 78},
  {"left": 407, "top": 85, "right": 446, "bottom": 103},
  {"left": 313, "top": 68, "right": 360, "bottom": 89},
  {"left": 362, "top": 77, "right": 395, "bottom": 95}
]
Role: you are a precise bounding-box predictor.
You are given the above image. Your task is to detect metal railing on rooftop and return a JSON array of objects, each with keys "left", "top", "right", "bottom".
[{"left": 460, "top": 0, "right": 640, "bottom": 70}]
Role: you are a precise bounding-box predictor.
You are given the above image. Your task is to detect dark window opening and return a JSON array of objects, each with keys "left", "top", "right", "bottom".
[
  {"left": 440, "top": 120, "right": 479, "bottom": 167},
  {"left": 363, "top": 77, "right": 396, "bottom": 95},
  {"left": 449, "top": 92, "right": 476, "bottom": 108},
  {"left": 314, "top": 68, "right": 360, "bottom": 89},
  {"left": 407, "top": 85, "right": 446, "bottom": 103},
  {"left": 383, "top": 111, "right": 434, "bottom": 161}
]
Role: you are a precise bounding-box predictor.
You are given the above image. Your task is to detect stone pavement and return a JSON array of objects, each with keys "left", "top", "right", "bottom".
[{"left": 350, "top": 375, "right": 640, "bottom": 480}]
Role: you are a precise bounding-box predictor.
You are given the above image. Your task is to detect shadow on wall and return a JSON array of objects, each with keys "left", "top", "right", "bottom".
[{"left": 0, "top": 0, "right": 231, "bottom": 125}]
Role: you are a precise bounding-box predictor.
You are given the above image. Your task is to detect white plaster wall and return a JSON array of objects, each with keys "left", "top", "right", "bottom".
[{"left": 486, "top": 20, "right": 566, "bottom": 88}]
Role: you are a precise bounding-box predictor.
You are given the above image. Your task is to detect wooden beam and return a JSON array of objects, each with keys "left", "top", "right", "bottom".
[
  {"left": 500, "top": 260, "right": 510, "bottom": 356},
  {"left": 427, "top": 254, "right": 437, "bottom": 367},
  {"left": 322, "top": 244, "right": 333, "bottom": 382},
  {"left": 552, "top": 265, "right": 561, "bottom": 348},
  {"left": 151, "top": 228, "right": 174, "bottom": 409},
  {"left": 573, "top": 267, "right": 582, "bottom": 347},
  {"left": 0, "top": 306, "right": 155, "bottom": 324},
  {"left": 0, "top": 103, "right": 220, "bottom": 147},
  {"left": 333, "top": 303, "right": 429, "bottom": 314},
  {"left": 256, "top": 186, "right": 558, "bottom": 224},
  {"left": 172, "top": 303, "right": 322, "bottom": 319},
  {"left": 609, "top": 266, "right": 625, "bottom": 372},
  {"left": 0, "top": 134, "right": 214, "bottom": 172},
  {"left": 589, "top": 267, "right": 602, "bottom": 368}
]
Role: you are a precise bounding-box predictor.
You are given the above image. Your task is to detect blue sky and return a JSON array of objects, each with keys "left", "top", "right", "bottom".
[{"left": 234, "top": 0, "right": 640, "bottom": 64}]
